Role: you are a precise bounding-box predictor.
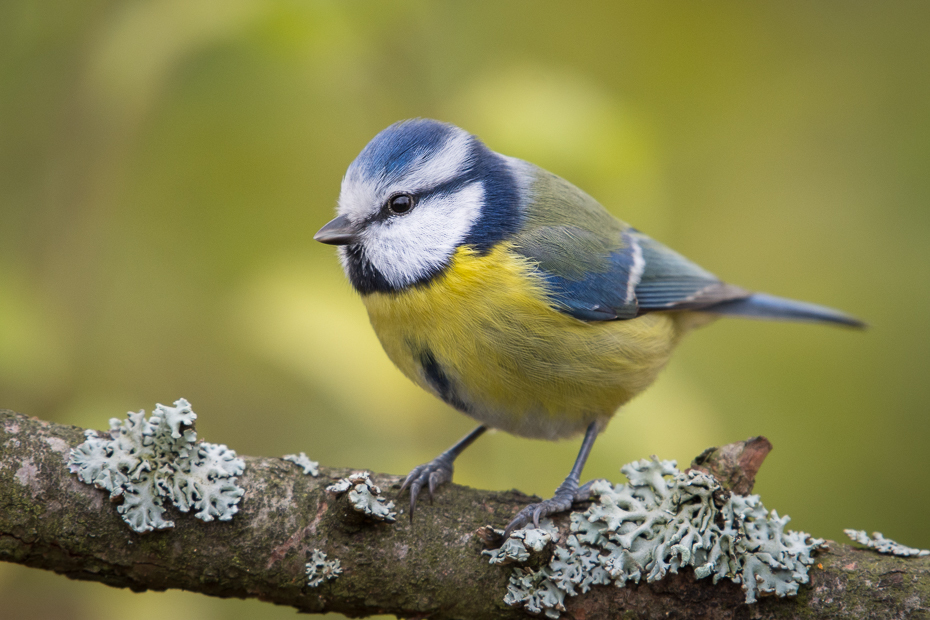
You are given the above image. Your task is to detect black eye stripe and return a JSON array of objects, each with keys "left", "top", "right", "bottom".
[{"left": 366, "top": 174, "right": 478, "bottom": 225}]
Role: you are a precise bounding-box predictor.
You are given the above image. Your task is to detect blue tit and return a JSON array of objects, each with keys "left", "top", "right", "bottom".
[{"left": 315, "top": 118, "right": 863, "bottom": 539}]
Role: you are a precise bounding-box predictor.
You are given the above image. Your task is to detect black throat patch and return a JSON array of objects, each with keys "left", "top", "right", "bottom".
[{"left": 342, "top": 244, "right": 402, "bottom": 295}]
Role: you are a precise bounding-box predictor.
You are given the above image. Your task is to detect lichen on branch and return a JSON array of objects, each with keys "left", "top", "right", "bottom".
[
  {"left": 67, "top": 398, "right": 245, "bottom": 533},
  {"left": 486, "top": 457, "right": 825, "bottom": 618},
  {"left": 2, "top": 410, "right": 929, "bottom": 619},
  {"left": 845, "top": 529, "right": 930, "bottom": 557}
]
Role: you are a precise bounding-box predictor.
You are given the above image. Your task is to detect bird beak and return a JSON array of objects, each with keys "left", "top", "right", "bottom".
[{"left": 314, "top": 214, "right": 358, "bottom": 245}]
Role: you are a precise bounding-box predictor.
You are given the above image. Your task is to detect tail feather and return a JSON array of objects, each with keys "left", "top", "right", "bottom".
[{"left": 705, "top": 293, "right": 865, "bottom": 328}]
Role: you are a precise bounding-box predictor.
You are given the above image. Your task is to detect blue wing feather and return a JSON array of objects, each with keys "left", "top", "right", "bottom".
[
  {"left": 506, "top": 162, "right": 859, "bottom": 326},
  {"left": 632, "top": 233, "right": 748, "bottom": 311},
  {"left": 530, "top": 229, "right": 642, "bottom": 320},
  {"left": 508, "top": 164, "right": 748, "bottom": 321},
  {"left": 508, "top": 166, "right": 643, "bottom": 320}
]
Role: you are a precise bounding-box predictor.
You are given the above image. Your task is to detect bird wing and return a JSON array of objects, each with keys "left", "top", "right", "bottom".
[
  {"left": 509, "top": 168, "right": 748, "bottom": 321},
  {"left": 513, "top": 223, "right": 643, "bottom": 320},
  {"left": 514, "top": 226, "right": 749, "bottom": 321},
  {"left": 630, "top": 232, "right": 750, "bottom": 313}
]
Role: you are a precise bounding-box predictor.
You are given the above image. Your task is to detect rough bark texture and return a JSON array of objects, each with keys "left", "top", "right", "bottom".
[{"left": 1, "top": 409, "right": 928, "bottom": 619}]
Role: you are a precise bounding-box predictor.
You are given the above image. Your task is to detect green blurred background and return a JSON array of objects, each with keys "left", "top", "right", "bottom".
[{"left": 2, "top": 1, "right": 928, "bottom": 618}]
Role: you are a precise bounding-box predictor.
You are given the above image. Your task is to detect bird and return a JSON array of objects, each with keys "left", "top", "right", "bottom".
[{"left": 314, "top": 118, "right": 863, "bottom": 540}]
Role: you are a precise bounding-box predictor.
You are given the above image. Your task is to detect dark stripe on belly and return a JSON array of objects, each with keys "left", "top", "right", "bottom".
[{"left": 419, "top": 349, "right": 469, "bottom": 412}]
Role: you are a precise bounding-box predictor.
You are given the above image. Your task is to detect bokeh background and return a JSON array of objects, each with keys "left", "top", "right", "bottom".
[{"left": 2, "top": 1, "right": 929, "bottom": 618}]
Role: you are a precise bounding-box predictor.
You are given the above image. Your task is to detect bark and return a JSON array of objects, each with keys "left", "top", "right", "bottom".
[{"left": 1, "top": 409, "right": 928, "bottom": 619}]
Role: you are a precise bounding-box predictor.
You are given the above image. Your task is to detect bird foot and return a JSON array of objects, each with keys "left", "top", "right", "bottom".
[
  {"left": 398, "top": 453, "right": 454, "bottom": 520},
  {"left": 502, "top": 480, "right": 603, "bottom": 541},
  {"left": 573, "top": 478, "right": 605, "bottom": 502}
]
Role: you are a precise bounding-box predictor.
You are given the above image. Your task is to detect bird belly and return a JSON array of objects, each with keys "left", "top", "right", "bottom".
[{"left": 362, "top": 244, "right": 683, "bottom": 440}]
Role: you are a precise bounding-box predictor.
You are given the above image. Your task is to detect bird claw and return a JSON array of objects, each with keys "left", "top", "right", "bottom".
[
  {"left": 502, "top": 491, "right": 575, "bottom": 541},
  {"left": 399, "top": 454, "right": 454, "bottom": 520},
  {"left": 501, "top": 480, "right": 603, "bottom": 542}
]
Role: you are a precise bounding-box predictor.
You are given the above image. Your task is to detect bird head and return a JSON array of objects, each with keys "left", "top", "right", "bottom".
[{"left": 315, "top": 119, "right": 521, "bottom": 294}]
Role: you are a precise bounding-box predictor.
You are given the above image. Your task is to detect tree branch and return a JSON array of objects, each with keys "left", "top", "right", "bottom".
[{"left": 1, "top": 408, "right": 928, "bottom": 619}]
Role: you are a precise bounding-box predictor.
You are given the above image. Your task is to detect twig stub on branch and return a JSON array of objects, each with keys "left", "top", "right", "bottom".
[{"left": 687, "top": 435, "right": 773, "bottom": 495}]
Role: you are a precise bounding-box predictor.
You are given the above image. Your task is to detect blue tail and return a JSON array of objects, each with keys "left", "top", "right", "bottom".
[{"left": 706, "top": 293, "right": 865, "bottom": 328}]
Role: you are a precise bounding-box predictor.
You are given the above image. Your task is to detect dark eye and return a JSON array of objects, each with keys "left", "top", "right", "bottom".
[{"left": 387, "top": 193, "right": 415, "bottom": 215}]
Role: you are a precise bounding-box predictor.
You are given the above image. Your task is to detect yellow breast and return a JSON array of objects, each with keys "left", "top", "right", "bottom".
[{"left": 362, "top": 244, "right": 685, "bottom": 440}]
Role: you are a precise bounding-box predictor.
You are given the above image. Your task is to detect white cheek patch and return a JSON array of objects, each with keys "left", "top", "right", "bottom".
[{"left": 361, "top": 182, "right": 485, "bottom": 288}]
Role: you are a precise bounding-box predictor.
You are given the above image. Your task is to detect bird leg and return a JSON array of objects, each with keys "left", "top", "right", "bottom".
[
  {"left": 502, "top": 421, "right": 599, "bottom": 541},
  {"left": 399, "top": 425, "right": 486, "bottom": 520}
]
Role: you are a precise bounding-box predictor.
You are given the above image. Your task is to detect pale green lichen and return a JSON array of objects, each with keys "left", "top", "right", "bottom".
[
  {"left": 493, "top": 457, "right": 825, "bottom": 618},
  {"left": 283, "top": 452, "right": 319, "bottom": 476},
  {"left": 845, "top": 529, "right": 930, "bottom": 557},
  {"left": 67, "top": 398, "right": 245, "bottom": 533},
  {"left": 306, "top": 549, "right": 342, "bottom": 587},
  {"left": 484, "top": 519, "right": 559, "bottom": 566},
  {"left": 327, "top": 471, "right": 396, "bottom": 522}
]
